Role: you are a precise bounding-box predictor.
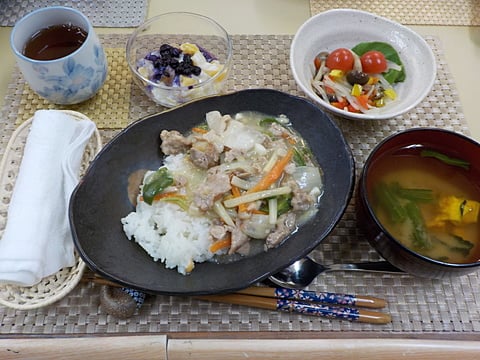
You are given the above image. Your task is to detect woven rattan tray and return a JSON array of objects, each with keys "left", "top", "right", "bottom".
[
  {"left": 0, "top": 34, "right": 478, "bottom": 337},
  {"left": 0, "top": 111, "right": 102, "bottom": 310},
  {"left": 309, "top": 1, "right": 480, "bottom": 26}
]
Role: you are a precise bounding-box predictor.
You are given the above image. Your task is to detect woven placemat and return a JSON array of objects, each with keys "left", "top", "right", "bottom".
[
  {"left": 15, "top": 47, "right": 132, "bottom": 129},
  {"left": 310, "top": 1, "right": 480, "bottom": 26},
  {"left": 0, "top": 0, "right": 148, "bottom": 27},
  {"left": 0, "top": 34, "right": 479, "bottom": 336}
]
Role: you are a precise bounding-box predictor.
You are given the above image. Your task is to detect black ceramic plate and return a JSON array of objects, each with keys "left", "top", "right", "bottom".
[{"left": 69, "top": 89, "right": 355, "bottom": 295}]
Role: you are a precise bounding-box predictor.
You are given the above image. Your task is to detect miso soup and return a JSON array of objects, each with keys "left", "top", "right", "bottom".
[{"left": 367, "top": 146, "right": 480, "bottom": 264}]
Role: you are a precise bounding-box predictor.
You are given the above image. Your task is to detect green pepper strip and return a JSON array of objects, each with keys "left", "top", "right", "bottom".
[{"left": 142, "top": 167, "right": 174, "bottom": 205}]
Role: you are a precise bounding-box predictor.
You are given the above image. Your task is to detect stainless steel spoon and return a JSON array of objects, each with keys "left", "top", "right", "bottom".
[{"left": 268, "top": 256, "right": 404, "bottom": 289}]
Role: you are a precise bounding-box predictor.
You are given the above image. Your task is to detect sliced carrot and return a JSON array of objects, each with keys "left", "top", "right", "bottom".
[
  {"left": 281, "top": 132, "right": 297, "bottom": 145},
  {"left": 247, "top": 148, "right": 294, "bottom": 194},
  {"left": 356, "top": 94, "right": 370, "bottom": 109},
  {"left": 347, "top": 104, "right": 361, "bottom": 113},
  {"left": 331, "top": 98, "right": 348, "bottom": 109},
  {"left": 231, "top": 184, "right": 248, "bottom": 213},
  {"left": 209, "top": 235, "right": 232, "bottom": 253},
  {"left": 192, "top": 127, "right": 208, "bottom": 134}
]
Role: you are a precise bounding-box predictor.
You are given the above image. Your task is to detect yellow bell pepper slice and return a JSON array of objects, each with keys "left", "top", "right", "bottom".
[
  {"left": 329, "top": 69, "right": 344, "bottom": 80},
  {"left": 351, "top": 83, "right": 362, "bottom": 97},
  {"left": 384, "top": 88, "right": 397, "bottom": 100}
]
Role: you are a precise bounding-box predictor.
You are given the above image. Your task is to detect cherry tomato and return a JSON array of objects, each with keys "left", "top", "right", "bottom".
[
  {"left": 325, "top": 48, "right": 354, "bottom": 72},
  {"left": 360, "top": 50, "right": 387, "bottom": 74}
]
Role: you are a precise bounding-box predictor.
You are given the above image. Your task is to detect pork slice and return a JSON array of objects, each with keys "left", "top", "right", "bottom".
[
  {"left": 160, "top": 130, "right": 191, "bottom": 155},
  {"left": 193, "top": 169, "right": 231, "bottom": 211},
  {"left": 190, "top": 140, "right": 220, "bottom": 169},
  {"left": 229, "top": 222, "right": 250, "bottom": 255},
  {"left": 265, "top": 212, "right": 296, "bottom": 249}
]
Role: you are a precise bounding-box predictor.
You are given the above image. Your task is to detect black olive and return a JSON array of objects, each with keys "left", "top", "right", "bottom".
[
  {"left": 346, "top": 70, "right": 369, "bottom": 86},
  {"left": 327, "top": 94, "right": 337, "bottom": 103}
]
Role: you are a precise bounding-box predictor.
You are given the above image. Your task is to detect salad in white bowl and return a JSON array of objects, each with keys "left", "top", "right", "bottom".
[
  {"left": 290, "top": 9, "right": 436, "bottom": 120},
  {"left": 311, "top": 42, "right": 406, "bottom": 115}
]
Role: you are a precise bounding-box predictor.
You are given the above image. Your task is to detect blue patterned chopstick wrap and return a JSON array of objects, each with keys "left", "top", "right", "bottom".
[
  {"left": 274, "top": 287, "right": 357, "bottom": 306},
  {"left": 122, "top": 287, "right": 146, "bottom": 308},
  {"left": 276, "top": 299, "right": 361, "bottom": 321}
]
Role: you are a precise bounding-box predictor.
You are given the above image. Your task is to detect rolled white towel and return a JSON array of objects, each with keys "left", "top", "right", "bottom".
[{"left": 0, "top": 110, "right": 96, "bottom": 286}]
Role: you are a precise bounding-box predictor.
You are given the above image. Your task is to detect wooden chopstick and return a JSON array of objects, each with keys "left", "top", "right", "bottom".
[
  {"left": 84, "top": 273, "right": 391, "bottom": 324},
  {"left": 196, "top": 294, "right": 391, "bottom": 324},
  {"left": 236, "top": 286, "right": 387, "bottom": 309}
]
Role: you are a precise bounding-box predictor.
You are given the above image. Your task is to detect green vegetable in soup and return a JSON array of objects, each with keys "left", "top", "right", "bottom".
[
  {"left": 450, "top": 235, "right": 474, "bottom": 256},
  {"left": 405, "top": 201, "right": 432, "bottom": 250},
  {"left": 374, "top": 182, "right": 407, "bottom": 223},
  {"left": 374, "top": 182, "right": 433, "bottom": 223},
  {"left": 433, "top": 235, "right": 474, "bottom": 258},
  {"left": 374, "top": 181, "right": 434, "bottom": 249},
  {"left": 420, "top": 149, "right": 470, "bottom": 170}
]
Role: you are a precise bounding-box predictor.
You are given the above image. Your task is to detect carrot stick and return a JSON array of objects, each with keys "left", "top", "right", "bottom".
[
  {"left": 281, "top": 132, "right": 297, "bottom": 145},
  {"left": 247, "top": 148, "right": 294, "bottom": 194},
  {"left": 152, "top": 192, "right": 186, "bottom": 202},
  {"left": 209, "top": 235, "right": 232, "bottom": 253},
  {"left": 231, "top": 184, "right": 248, "bottom": 213}
]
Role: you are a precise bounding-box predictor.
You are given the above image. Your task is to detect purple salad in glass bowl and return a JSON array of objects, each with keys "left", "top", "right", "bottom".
[{"left": 127, "top": 12, "right": 233, "bottom": 108}]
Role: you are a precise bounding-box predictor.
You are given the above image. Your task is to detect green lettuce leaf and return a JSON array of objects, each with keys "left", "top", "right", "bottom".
[{"left": 351, "top": 41, "right": 406, "bottom": 84}]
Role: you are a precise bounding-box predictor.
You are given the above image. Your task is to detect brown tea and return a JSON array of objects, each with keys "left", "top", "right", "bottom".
[{"left": 23, "top": 23, "right": 88, "bottom": 61}]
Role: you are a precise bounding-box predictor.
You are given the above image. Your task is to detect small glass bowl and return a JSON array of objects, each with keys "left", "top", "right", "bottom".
[{"left": 126, "top": 12, "right": 233, "bottom": 108}]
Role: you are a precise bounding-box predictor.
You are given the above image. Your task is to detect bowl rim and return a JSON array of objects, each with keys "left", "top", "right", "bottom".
[
  {"left": 290, "top": 8, "right": 437, "bottom": 121},
  {"left": 126, "top": 11, "right": 233, "bottom": 92},
  {"left": 360, "top": 127, "right": 480, "bottom": 269}
]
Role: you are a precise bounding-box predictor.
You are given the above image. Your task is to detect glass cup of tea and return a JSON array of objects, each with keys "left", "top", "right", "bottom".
[{"left": 10, "top": 6, "right": 107, "bottom": 105}]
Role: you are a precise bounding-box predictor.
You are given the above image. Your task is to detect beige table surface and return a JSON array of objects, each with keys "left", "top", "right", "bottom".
[{"left": 1, "top": 1, "right": 480, "bottom": 359}]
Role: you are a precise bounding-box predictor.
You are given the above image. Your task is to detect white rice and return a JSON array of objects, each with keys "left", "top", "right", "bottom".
[{"left": 121, "top": 155, "right": 214, "bottom": 275}]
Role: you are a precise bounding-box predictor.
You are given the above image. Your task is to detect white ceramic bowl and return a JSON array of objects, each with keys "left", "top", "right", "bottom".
[{"left": 290, "top": 9, "right": 436, "bottom": 120}]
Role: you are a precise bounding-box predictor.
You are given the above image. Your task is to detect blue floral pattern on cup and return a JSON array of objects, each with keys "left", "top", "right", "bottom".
[
  {"left": 34, "top": 44, "right": 107, "bottom": 104},
  {"left": 11, "top": 6, "right": 108, "bottom": 105}
]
